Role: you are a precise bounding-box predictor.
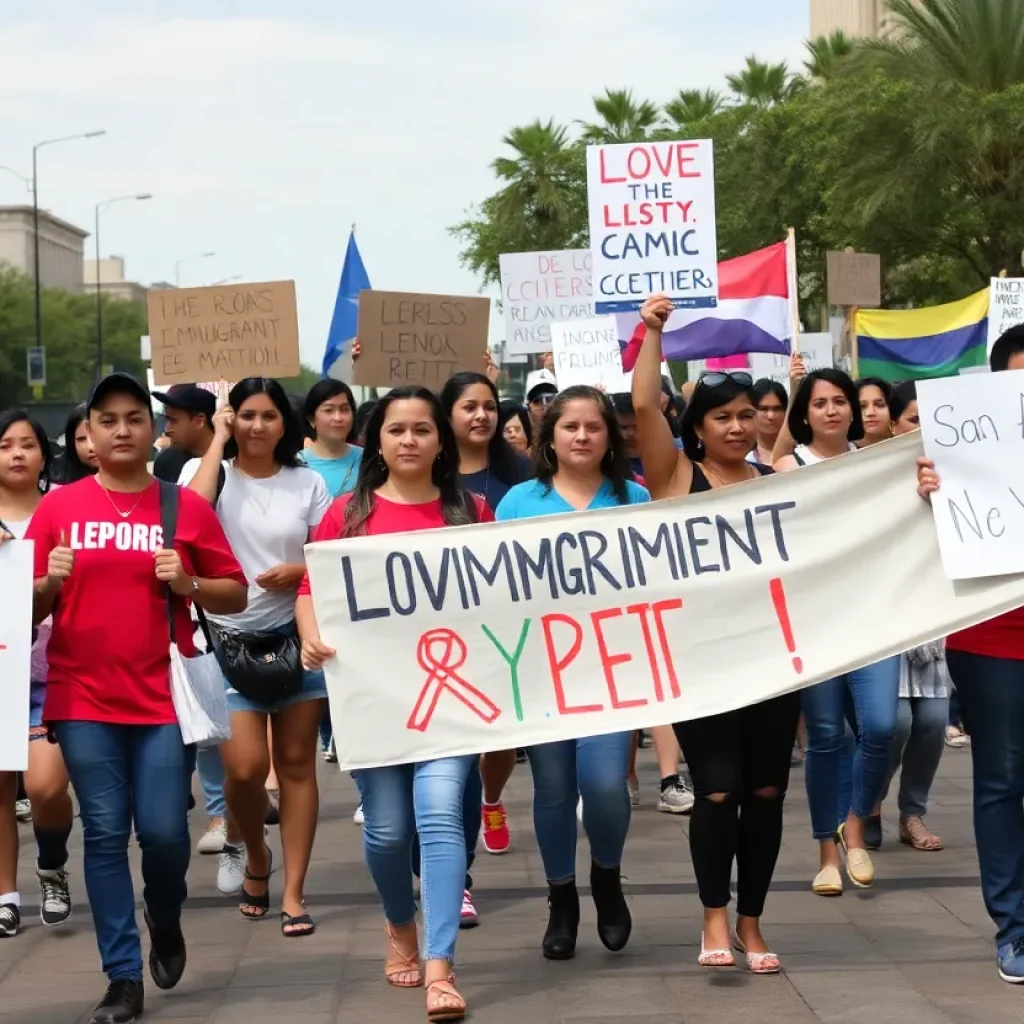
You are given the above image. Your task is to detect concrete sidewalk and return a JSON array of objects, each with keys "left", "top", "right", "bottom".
[{"left": 1, "top": 742, "right": 1019, "bottom": 1023}]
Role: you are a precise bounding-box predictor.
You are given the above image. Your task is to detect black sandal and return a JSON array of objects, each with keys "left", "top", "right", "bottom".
[
  {"left": 280, "top": 909, "right": 316, "bottom": 937},
  {"left": 239, "top": 848, "right": 273, "bottom": 920}
]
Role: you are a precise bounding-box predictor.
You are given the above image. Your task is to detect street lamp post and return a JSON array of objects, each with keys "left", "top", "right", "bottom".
[
  {"left": 31, "top": 131, "right": 106, "bottom": 349},
  {"left": 174, "top": 251, "right": 216, "bottom": 287},
  {"left": 94, "top": 193, "right": 152, "bottom": 381}
]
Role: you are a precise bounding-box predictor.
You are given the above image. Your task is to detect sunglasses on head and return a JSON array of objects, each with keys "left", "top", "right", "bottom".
[{"left": 698, "top": 370, "right": 753, "bottom": 388}]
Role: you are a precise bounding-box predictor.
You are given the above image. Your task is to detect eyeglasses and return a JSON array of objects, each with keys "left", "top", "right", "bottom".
[
  {"left": 698, "top": 371, "right": 753, "bottom": 388},
  {"left": 530, "top": 392, "right": 557, "bottom": 406}
]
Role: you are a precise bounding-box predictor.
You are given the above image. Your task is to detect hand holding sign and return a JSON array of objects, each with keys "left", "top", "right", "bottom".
[{"left": 47, "top": 530, "right": 74, "bottom": 585}]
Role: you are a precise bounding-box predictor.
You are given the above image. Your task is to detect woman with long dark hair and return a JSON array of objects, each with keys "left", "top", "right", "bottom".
[
  {"left": 300, "top": 379, "right": 362, "bottom": 498},
  {"left": 632, "top": 296, "right": 799, "bottom": 972},
  {"left": 856, "top": 377, "right": 894, "bottom": 448},
  {"left": 297, "top": 386, "right": 492, "bottom": 1021},
  {"left": 774, "top": 362, "right": 899, "bottom": 895},
  {"left": 0, "top": 411, "right": 75, "bottom": 936},
  {"left": 55, "top": 405, "right": 98, "bottom": 484},
  {"left": 748, "top": 379, "right": 788, "bottom": 466},
  {"left": 440, "top": 372, "right": 530, "bottom": 865},
  {"left": 182, "top": 377, "right": 332, "bottom": 936},
  {"left": 495, "top": 385, "right": 648, "bottom": 962}
]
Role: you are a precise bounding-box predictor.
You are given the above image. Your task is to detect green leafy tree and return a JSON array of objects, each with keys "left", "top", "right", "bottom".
[
  {"left": 578, "top": 88, "right": 661, "bottom": 143},
  {"left": 804, "top": 30, "right": 857, "bottom": 79},
  {"left": 663, "top": 89, "right": 726, "bottom": 132},
  {"left": 726, "top": 57, "right": 804, "bottom": 107}
]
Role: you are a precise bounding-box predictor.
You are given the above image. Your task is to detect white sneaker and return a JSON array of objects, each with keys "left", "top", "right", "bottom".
[
  {"left": 217, "top": 844, "right": 246, "bottom": 895},
  {"left": 459, "top": 890, "right": 479, "bottom": 929},
  {"left": 353, "top": 803, "right": 364, "bottom": 825},
  {"left": 658, "top": 775, "right": 695, "bottom": 814},
  {"left": 197, "top": 817, "right": 227, "bottom": 855},
  {"left": 15, "top": 799, "right": 31, "bottom": 823}
]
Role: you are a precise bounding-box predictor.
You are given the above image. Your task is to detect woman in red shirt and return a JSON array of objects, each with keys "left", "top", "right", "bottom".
[
  {"left": 917, "top": 326, "right": 1024, "bottom": 984},
  {"left": 297, "top": 386, "right": 492, "bottom": 1023}
]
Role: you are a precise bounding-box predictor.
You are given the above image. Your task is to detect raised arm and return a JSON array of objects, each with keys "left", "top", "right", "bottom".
[
  {"left": 771, "top": 351, "right": 807, "bottom": 464},
  {"left": 632, "top": 294, "right": 691, "bottom": 497},
  {"left": 184, "top": 405, "right": 233, "bottom": 502}
]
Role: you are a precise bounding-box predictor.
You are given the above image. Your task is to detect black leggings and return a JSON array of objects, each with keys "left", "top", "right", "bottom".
[{"left": 674, "top": 691, "right": 801, "bottom": 918}]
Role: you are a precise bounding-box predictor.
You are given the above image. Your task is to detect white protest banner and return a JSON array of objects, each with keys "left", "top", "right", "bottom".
[
  {"left": 749, "top": 333, "right": 833, "bottom": 387},
  {"left": 498, "top": 250, "right": 593, "bottom": 355},
  {"left": 0, "top": 542, "right": 33, "bottom": 771},
  {"left": 306, "top": 433, "right": 1024, "bottom": 769},
  {"left": 917, "top": 369, "right": 1024, "bottom": 580},
  {"left": 550, "top": 316, "right": 623, "bottom": 390},
  {"left": 587, "top": 139, "right": 718, "bottom": 315},
  {"left": 988, "top": 278, "right": 1024, "bottom": 356}
]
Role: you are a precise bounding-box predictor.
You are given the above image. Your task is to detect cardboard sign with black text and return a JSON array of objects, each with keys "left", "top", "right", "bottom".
[
  {"left": 148, "top": 280, "right": 300, "bottom": 385},
  {"left": 354, "top": 291, "right": 490, "bottom": 389}
]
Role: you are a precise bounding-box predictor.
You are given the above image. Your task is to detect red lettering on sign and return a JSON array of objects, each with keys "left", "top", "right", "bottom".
[
  {"left": 541, "top": 613, "right": 604, "bottom": 715},
  {"left": 591, "top": 608, "right": 647, "bottom": 710}
]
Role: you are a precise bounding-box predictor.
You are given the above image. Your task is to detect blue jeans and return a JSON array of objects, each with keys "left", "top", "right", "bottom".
[
  {"left": 319, "top": 704, "right": 333, "bottom": 751},
  {"left": 528, "top": 731, "right": 632, "bottom": 883},
  {"left": 360, "top": 755, "right": 476, "bottom": 962},
  {"left": 947, "top": 651, "right": 1024, "bottom": 946},
  {"left": 411, "top": 761, "right": 481, "bottom": 889},
  {"left": 802, "top": 656, "right": 899, "bottom": 840},
  {"left": 55, "top": 722, "right": 192, "bottom": 981},
  {"left": 196, "top": 745, "right": 226, "bottom": 818},
  {"left": 879, "top": 696, "right": 949, "bottom": 819}
]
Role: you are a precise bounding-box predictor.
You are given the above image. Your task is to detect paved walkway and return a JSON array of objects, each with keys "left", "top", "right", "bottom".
[{"left": 0, "top": 742, "right": 1019, "bottom": 1023}]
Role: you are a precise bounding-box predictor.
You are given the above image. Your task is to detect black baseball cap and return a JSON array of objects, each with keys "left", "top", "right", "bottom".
[
  {"left": 86, "top": 372, "right": 153, "bottom": 415},
  {"left": 151, "top": 383, "right": 216, "bottom": 419}
]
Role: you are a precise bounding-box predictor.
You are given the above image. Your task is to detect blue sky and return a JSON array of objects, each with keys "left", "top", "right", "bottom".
[{"left": 0, "top": 1, "right": 808, "bottom": 370}]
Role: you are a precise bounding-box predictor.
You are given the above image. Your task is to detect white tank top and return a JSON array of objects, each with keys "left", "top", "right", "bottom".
[{"left": 793, "top": 443, "right": 855, "bottom": 466}]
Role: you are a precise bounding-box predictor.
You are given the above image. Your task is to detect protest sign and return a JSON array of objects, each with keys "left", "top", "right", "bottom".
[
  {"left": 147, "top": 281, "right": 300, "bottom": 385},
  {"left": 826, "top": 251, "right": 881, "bottom": 308},
  {"left": 917, "top": 369, "right": 1024, "bottom": 580},
  {"left": 550, "top": 316, "right": 622, "bottom": 390},
  {"left": 306, "top": 433, "right": 1024, "bottom": 769},
  {"left": 988, "top": 278, "right": 1024, "bottom": 356},
  {"left": 354, "top": 291, "right": 490, "bottom": 389},
  {"left": 499, "top": 250, "right": 593, "bottom": 355},
  {"left": 749, "top": 333, "right": 833, "bottom": 387},
  {"left": 587, "top": 139, "right": 718, "bottom": 314},
  {"left": 0, "top": 542, "right": 32, "bottom": 771}
]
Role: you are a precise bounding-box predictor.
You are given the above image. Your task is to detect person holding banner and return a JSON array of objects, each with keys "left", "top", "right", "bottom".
[
  {"left": 632, "top": 295, "right": 799, "bottom": 972},
  {"left": 26, "top": 373, "right": 247, "bottom": 1024},
  {"left": 297, "top": 386, "right": 493, "bottom": 1021},
  {"left": 495, "top": 385, "right": 648, "bottom": 962},
  {"left": 181, "top": 378, "right": 332, "bottom": 937},
  {"left": 0, "top": 411, "right": 75, "bottom": 937},
  {"left": 917, "top": 326, "right": 1024, "bottom": 985},
  {"left": 772, "top": 363, "right": 899, "bottom": 894},
  {"left": 441, "top": 370, "right": 531, "bottom": 861}
]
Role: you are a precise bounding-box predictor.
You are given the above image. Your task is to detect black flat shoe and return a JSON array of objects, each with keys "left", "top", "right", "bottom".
[
  {"left": 864, "top": 814, "right": 883, "bottom": 851},
  {"left": 144, "top": 910, "right": 186, "bottom": 990},
  {"left": 542, "top": 881, "right": 579, "bottom": 960},
  {"left": 89, "top": 979, "right": 144, "bottom": 1024},
  {"left": 590, "top": 862, "right": 631, "bottom": 952}
]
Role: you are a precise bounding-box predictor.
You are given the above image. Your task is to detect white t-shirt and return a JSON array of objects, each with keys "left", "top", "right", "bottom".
[
  {"left": 179, "top": 459, "right": 332, "bottom": 631},
  {"left": 792, "top": 443, "right": 856, "bottom": 466}
]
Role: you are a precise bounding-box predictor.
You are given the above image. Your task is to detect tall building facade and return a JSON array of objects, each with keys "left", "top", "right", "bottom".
[
  {"left": 810, "top": 0, "right": 907, "bottom": 39},
  {"left": 0, "top": 205, "right": 87, "bottom": 292},
  {"left": 83, "top": 256, "right": 148, "bottom": 305}
]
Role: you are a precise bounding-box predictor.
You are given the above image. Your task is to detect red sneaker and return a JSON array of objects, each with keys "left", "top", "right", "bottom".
[{"left": 481, "top": 802, "right": 510, "bottom": 855}]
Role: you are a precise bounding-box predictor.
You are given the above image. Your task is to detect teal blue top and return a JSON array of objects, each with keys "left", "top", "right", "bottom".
[
  {"left": 298, "top": 445, "right": 362, "bottom": 497},
  {"left": 495, "top": 477, "right": 650, "bottom": 521}
]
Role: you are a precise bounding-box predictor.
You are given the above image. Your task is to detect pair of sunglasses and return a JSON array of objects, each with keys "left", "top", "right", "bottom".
[{"left": 698, "top": 370, "right": 753, "bottom": 388}]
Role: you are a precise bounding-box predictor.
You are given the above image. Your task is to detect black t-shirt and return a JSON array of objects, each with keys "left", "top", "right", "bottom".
[
  {"left": 689, "top": 461, "right": 774, "bottom": 494},
  {"left": 152, "top": 447, "right": 195, "bottom": 484}
]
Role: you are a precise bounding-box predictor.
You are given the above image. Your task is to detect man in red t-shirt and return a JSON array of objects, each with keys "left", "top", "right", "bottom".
[
  {"left": 920, "top": 326, "right": 1024, "bottom": 984},
  {"left": 27, "top": 374, "right": 247, "bottom": 1024}
]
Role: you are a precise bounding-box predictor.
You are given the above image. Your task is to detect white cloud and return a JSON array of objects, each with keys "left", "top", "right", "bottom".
[{"left": 0, "top": 3, "right": 807, "bottom": 369}]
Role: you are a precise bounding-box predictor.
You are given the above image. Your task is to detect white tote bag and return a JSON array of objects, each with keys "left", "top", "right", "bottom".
[{"left": 159, "top": 479, "right": 231, "bottom": 747}]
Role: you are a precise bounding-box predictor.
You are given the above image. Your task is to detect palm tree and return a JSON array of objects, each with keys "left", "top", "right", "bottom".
[
  {"left": 664, "top": 89, "right": 726, "bottom": 130},
  {"left": 578, "top": 88, "right": 661, "bottom": 143},
  {"left": 862, "top": 0, "right": 1024, "bottom": 91},
  {"left": 804, "top": 30, "right": 857, "bottom": 80},
  {"left": 726, "top": 57, "right": 804, "bottom": 107}
]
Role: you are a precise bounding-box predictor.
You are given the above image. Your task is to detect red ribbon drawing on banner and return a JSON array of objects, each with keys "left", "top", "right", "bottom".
[{"left": 406, "top": 628, "right": 502, "bottom": 733}]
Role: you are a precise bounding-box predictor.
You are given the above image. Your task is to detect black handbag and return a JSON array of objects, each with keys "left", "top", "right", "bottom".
[{"left": 213, "top": 627, "right": 302, "bottom": 706}]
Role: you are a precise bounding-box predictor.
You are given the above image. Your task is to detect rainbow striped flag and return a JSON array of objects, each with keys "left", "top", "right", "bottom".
[{"left": 855, "top": 289, "right": 989, "bottom": 381}]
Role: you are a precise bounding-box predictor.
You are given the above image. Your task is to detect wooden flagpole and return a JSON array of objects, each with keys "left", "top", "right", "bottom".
[{"left": 786, "top": 227, "right": 801, "bottom": 355}]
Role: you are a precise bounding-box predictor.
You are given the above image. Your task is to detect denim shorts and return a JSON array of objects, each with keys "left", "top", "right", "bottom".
[
  {"left": 29, "top": 681, "right": 47, "bottom": 733},
  {"left": 218, "top": 621, "right": 328, "bottom": 715}
]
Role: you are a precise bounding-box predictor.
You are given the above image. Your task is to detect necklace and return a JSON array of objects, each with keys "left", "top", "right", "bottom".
[
  {"left": 94, "top": 476, "right": 149, "bottom": 519},
  {"left": 702, "top": 461, "right": 755, "bottom": 489}
]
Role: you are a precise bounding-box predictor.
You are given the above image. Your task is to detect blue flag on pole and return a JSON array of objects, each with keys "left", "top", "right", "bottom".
[{"left": 322, "top": 228, "right": 370, "bottom": 377}]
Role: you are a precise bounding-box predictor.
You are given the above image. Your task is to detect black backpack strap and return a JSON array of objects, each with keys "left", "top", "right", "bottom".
[
  {"left": 793, "top": 450, "right": 806, "bottom": 467},
  {"left": 215, "top": 463, "right": 226, "bottom": 505},
  {"left": 158, "top": 479, "right": 213, "bottom": 651}
]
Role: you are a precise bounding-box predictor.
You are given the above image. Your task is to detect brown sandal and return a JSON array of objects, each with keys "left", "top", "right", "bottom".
[
  {"left": 426, "top": 973, "right": 466, "bottom": 1022},
  {"left": 385, "top": 924, "right": 423, "bottom": 988},
  {"left": 899, "top": 816, "right": 943, "bottom": 851}
]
